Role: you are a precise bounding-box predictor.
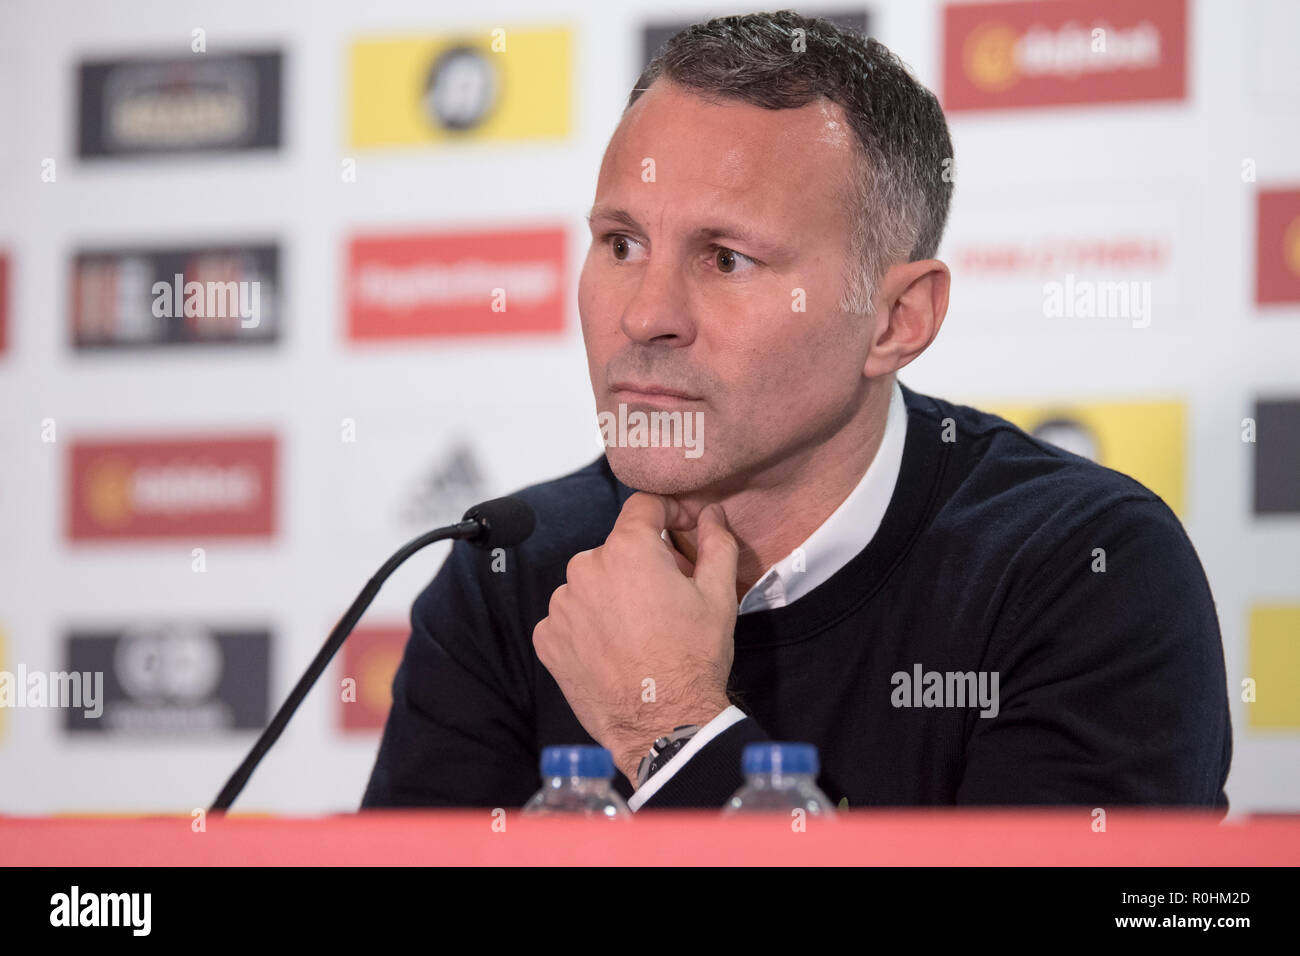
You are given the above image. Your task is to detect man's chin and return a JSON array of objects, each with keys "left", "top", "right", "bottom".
[{"left": 603, "top": 446, "right": 723, "bottom": 495}]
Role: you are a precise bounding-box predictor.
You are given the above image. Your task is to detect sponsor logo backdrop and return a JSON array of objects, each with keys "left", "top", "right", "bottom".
[{"left": 0, "top": 0, "right": 1296, "bottom": 814}]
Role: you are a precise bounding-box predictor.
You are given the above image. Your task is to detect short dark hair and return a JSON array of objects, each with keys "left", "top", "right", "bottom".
[{"left": 630, "top": 10, "right": 954, "bottom": 313}]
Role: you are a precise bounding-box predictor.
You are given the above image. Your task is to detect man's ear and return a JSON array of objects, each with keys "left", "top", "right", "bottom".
[{"left": 863, "top": 259, "right": 951, "bottom": 378}]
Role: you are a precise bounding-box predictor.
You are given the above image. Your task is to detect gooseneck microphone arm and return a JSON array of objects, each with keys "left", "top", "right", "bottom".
[{"left": 210, "top": 497, "right": 535, "bottom": 812}]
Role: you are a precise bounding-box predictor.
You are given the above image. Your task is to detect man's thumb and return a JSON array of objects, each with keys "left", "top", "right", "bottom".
[{"left": 693, "top": 504, "right": 739, "bottom": 604}]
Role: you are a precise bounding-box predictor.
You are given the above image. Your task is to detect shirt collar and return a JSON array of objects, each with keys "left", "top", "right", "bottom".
[{"left": 738, "top": 378, "right": 908, "bottom": 615}]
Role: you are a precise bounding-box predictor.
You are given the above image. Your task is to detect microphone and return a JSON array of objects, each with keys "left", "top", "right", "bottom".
[
  {"left": 210, "top": 496, "right": 536, "bottom": 811},
  {"left": 461, "top": 496, "right": 536, "bottom": 549}
]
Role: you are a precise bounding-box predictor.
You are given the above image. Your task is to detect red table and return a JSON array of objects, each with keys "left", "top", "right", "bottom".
[{"left": 2, "top": 809, "right": 1298, "bottom": 865}]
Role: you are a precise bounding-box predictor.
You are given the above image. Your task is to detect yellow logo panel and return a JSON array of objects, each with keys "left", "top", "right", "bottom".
[
  {"left": 349, "top": 27, "right": 572, "bottom": 147},
  {"left": 984, "top": 399, "right": 1186, "bottom": 517},
  {"left": 1248, "top": 605, "right": 1300, "bottom": 729}
]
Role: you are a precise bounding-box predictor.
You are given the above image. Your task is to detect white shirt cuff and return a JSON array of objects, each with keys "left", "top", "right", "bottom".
[{"left": 626, "top": 705, "right": 748, "bottom": 811}]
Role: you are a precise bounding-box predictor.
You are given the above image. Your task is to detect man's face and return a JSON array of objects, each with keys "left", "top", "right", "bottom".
[{"left": 579, "top": 79, "right": 878, "bottom": 496}]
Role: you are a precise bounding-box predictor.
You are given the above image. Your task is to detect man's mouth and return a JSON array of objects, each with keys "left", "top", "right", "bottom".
[{"left": 609, "top": 381, "right": 702, "bottom": 403}]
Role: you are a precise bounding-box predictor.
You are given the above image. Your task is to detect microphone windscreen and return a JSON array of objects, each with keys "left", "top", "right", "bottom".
[{"left": 462, "top": 496, "right": 537, "bottom": 549}]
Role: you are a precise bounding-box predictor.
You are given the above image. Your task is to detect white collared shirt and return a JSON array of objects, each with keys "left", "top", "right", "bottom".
[{"left": 627, "top": 380, "right": 908, "bottom": 810}]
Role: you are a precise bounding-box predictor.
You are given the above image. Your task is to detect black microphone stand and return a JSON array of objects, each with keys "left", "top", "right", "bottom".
[{"left": 210, "top": 519, "right": 480, "bottom": 812}]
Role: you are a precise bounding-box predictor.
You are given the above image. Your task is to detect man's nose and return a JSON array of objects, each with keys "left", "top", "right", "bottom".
[{"left": 619, "top": 258, "right": 697, "bottom": 346}]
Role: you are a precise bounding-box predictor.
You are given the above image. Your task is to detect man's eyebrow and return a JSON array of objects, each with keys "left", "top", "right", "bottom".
[
  {"left": 586, "top": 205, "right": 784, "bottom": 252},
  {"left": 586, "top": 206, "right": 641, "bottom": 231},
  {"left": 694, "top": 223, "right": 763, "bottom": 245}
]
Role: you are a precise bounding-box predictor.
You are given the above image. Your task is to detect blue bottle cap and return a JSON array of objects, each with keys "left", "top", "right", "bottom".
[
  {"left": 742, "top": 742, "right": 819, "bottom": 776},
  {"left": 540, "top": 745, "right": 615, "bottom": 779}
]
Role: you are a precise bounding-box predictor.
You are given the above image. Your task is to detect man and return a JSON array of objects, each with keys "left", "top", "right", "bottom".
[{"left": 362, "top": 12, "right": 1232, "bottom": 811}]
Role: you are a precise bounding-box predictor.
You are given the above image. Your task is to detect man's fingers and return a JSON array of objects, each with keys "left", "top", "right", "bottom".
[
  {"left": 612, "top": 492, "right": 672, "bottom": 537},
  {"left": 612, "top": 491, "right": 697, "bottom": 539},
  {"left": 611, "top": 494, "right": 727, "bottom": 585},
  {"left": 662, "top": 531, "right": 696, "bottom": 575},
  {"left": 692, "top": 503, "right": 740, "bottom": 606}
]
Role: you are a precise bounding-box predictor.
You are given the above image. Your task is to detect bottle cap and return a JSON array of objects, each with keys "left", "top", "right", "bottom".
[
  {"left": 742, "top": 742, "right": 819, "bottom": 776},
  {"left": 541, "top": 745, "right": 615, "bottom": 779}
]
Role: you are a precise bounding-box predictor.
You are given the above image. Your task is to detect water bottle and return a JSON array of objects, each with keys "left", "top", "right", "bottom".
[
  {"left": 522, "top": 745, "right": 633, "bottom": 819},
  {"left": 722, "top": 742, "right": 837, "bottom": 816}
]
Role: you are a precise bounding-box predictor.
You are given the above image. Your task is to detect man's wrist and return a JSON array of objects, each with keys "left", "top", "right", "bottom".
[{"left": 617, "top": 695, "right": 732, "bottom": 783}]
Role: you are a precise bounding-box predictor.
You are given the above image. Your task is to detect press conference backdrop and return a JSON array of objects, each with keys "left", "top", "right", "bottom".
[{"left": 0, "top": 0, "right": 1296, "bottom": 815}]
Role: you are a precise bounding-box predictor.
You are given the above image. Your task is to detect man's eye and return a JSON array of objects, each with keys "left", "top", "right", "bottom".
[
  {"left": 605, "top": 234, "right": 646, "bottom": 262},
  {"left": 713, "top": 246, "right": 757, "bottom": 274}
]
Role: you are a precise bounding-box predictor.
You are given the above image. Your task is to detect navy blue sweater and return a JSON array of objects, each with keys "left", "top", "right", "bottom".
[{"left": 361, "top": 383, "right": 1232, "bottom": 810}]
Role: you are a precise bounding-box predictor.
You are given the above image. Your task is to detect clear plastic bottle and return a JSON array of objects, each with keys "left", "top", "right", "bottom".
[
  {"left": 722, "top": 742, "right": 837, "bottom": 816},
  {"left": 521, "top": 745, "right": 633, "bottom": 819}
]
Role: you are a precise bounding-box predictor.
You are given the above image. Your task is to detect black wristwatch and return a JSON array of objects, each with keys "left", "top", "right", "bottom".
[{"left": 635, "top": 724, "right": 702, "bottom": 787}]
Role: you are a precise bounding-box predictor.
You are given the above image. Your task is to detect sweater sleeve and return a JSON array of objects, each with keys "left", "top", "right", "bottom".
[
  {"left": 625, "top": 705, "right": 748, "bottom": 809},
  {"left": 630, "top": 711, "right": 774, "bottom": 809},
  {"left": 956, "top": 496, "right": 1233, "bottom": 809},
  {"left": 360, "top": 540, "right": 537, "bottom": 809}
]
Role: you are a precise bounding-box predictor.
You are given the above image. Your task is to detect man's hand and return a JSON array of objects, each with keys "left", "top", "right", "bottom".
[{"left": 532, "top": 492, "right": 739, "bottom": 785}]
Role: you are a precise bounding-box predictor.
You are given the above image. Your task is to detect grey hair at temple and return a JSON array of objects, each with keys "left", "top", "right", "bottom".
[{"left": 629, "top": 10, "right": 955, "bottom": 317}]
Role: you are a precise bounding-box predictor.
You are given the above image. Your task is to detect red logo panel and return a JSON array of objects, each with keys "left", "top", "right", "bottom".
[
  {"left": 0, "top": 253, "right": 8, "bottom": 355},
  {"left": 347, "top": 227, "right": 565, "bottom": 340},
  {"left": 67, "top": 435, "right": 277, "bottom": 541},
  {"left": 339, "top": 626, "right": 408, "bottom": 731},
  {"left": 1256, "top": 188, "right": 1300, "bottom": 306},
  {"left": 943, "top": 0, "right": 1187, "bottom": 112}
]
